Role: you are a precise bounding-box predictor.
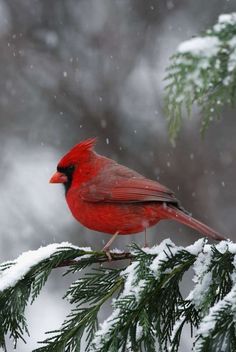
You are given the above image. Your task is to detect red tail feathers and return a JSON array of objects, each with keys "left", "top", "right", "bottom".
[{"left": 160, "top": 205, "right": 226, "bottom": 241}]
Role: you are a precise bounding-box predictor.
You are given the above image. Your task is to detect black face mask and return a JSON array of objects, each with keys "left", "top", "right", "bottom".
[{"left": 57, "top": 165, "right": 75, "bottom": 194}]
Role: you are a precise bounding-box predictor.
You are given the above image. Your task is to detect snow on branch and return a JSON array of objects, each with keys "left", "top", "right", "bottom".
[
  {"left": 1, "top": 239, "right": 236, "bottom": 351},
  {"left": 164, "top": 12, "right": 236, "bottom": 142},
  {"left": 0, "top": 242, "right": 83, "bottom": 291}
]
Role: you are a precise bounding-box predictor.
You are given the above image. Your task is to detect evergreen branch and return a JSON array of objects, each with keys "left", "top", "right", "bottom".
[
  {"left": 90, "top": 239, "right": 204, "bottom": 352},
  {"left": 164, "top": 12, "right": 236, "bottom": 142},
  {"left": 35, "top": 269, "right": 124, "bottom": 352},
  {"left": 0, "top": 243, "right": 121, "bottom": 349},
  {"left": 194, "top": 284, "right": 236, "bottom": 352},
  {"left": 1, "top": 239, "right": 236, "bottom": 351}
]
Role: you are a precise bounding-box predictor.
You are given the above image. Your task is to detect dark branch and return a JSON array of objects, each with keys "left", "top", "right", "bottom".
[{"left": 56, "top": 251, "right": 133, "bottom": 268}]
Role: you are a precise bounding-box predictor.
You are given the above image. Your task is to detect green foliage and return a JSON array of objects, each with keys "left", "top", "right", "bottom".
[
  {"left": 1, "top": 239, "right": 236, "bottom": 351},
  {"left": 164, "top": 13, "right": 236, "bottom": 142},
  {"left": 90, "top": 243, "right": 198, "bottom": 352},
  {"left": 192, "top": 246, "right": 236, "bottom": 352},
  {"left": 36, "top": 268, "right": 123, "bottom": 352},
  {"left": 0, "top": 245, "right": 100, "bottom": 350}
]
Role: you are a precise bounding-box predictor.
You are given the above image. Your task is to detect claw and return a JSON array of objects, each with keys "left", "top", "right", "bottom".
[
  {"left": 101, "top": 231, "right": 119, "bottom": 261},
  {"left": 102, "top": 246, "right": 112, "bottom": 261}
]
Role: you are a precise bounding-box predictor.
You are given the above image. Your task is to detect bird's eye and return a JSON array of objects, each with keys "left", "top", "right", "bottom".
[
  {"left": 67, "top": 165, "right": 75, "bottom": 171},
  {"left": 57, "top": 166, "right": 64, "bottom": 173},
  {"left": 57, "top": 165, "right": 75, "bottom": 173}
]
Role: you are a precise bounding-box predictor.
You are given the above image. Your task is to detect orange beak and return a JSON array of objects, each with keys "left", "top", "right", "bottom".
[{"left": 49, "top": 171, "right": 68, "bottom": 184}]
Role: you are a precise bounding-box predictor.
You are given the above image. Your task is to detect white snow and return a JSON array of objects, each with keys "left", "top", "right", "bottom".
[
  {"left": 216, "top": 240, "right": 236, "bottom": 254},
  {"left": 229, "top": 36, "right": 236, "bottom": 48},
  {"left": 142, "top": 238, "right": 175, "bottom": 256},
  {"left": 185, "top": 238, "right": 205, "bottom": 255},
  {"left": 218, "top": 13, "right": 236, "bottom": 25},
  {"left": 190, "top": 271, "right": 213, "bottom": 307},
  {"left": 120, "top": 262, "right": 147, "bottom": 300},
  {"left": 194, "top": 283, "right": 236, "bottom": 351},
  {"left": 150, "top": 243, "right": 179, "bottom": 277},
  {"left": 91, "top": 308, "right": 121, "bottom": 351},
  {"left": 0, "top": 242, "right": 91, "bottom": 292},
  {"left": 223, "top": 76, "right": 231, "bottom": 86},
  {"left": 120, "top": 261, "right": 139, "bottom": 296},
  {"left": 149, "top": 238, "right": 204, "bottom": 278},
  {"left": 187, "top": 239, "right": 236, "bottom": 308},
  {"left": 136, "top": 322, "right": 143, "bottom": 340},
  {"left": 178, "top": 36, "right": 220, "bottom": 57},
  {"left": 110, "top": 248, "right": 124, "bottom": 254},
  {"left": 214, "top": 13, "right": 236, "bottom": 32},
  {"left": 187, "top": 243, "right": 213, "bottom": 307}
]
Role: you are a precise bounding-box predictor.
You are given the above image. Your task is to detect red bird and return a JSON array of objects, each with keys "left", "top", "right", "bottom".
[{"left": 50, "top": 138, "right": 225, "bottom": 252}]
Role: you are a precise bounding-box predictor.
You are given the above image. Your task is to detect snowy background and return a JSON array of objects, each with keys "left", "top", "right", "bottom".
[{"left": 1, "top": 0, "right": 236, "bottom": 351}]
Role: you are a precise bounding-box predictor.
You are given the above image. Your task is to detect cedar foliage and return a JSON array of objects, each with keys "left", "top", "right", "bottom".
[
  {"left": 1, "top": 239, "right": 236, "bottom": 351},
  {"left": 164, "top": 13, "right": 236, "bottom": 142}
]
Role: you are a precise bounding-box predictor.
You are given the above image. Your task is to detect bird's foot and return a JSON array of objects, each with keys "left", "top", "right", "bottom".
[
  {"left": 144, "top": 229, "right": 149, "bottom": 248},
  {"left": 102, "top": 246, "right": 112, "bottom": 261},
  {"left": 101, "top": 231, "right": 120, "bottom": 261}
]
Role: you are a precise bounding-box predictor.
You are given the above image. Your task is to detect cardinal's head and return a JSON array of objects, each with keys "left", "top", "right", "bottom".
[{"left": 49, "top": 137, "right": 97, "bottom": 192}]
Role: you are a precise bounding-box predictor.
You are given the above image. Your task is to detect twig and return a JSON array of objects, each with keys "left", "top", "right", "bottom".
[{"left": 56, "top": 251, "right": 133, "bottom": 268}]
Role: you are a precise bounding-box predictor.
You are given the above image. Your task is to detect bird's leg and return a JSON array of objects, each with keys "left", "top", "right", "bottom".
[
  {"left": 102, "top": 231, "right": 119, "bottom": 261},
  {"left": 144, "top": 228, "right": 148, "bottom": 248}
]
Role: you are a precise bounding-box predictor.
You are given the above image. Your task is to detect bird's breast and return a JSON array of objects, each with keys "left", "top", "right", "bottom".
[{"left": 66, "top": 188, "right": 162, "bottom": 235}]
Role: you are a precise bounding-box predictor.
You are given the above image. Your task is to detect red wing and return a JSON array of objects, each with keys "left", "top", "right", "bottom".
[{"left": 80, "top": 165, "right": 178, "bottom": 204}]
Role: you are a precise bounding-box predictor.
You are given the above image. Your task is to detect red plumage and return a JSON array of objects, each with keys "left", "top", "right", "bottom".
[{"left": 50, "top": 138, "right": 225, "bottom": 242}]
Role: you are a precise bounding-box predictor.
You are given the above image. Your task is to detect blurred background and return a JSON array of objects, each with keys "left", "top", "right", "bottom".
[{"left": 1, "top": 0, "right": 235, "bottom": 350}]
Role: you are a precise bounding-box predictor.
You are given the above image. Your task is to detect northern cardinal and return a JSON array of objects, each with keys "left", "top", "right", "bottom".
[{"left": 50, "top": 138, "right": 225, "bottom": 251}]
